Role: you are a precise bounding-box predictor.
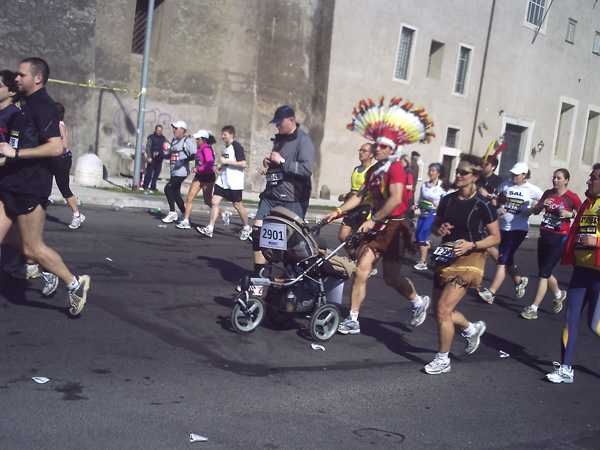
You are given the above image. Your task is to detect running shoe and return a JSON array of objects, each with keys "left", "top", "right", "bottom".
[
  {"left": 410, "top": 295, "right": 430, "bottom": 327},
  {"left": 463, "top": 320, "right": 486, "bottom": 354},
  {"left": 222, "top": 210, "right": 232, "bottom": 227},
  {"left": 520, "top": 306, "right": 538, "bottom": 320},
  {"left": 413, "top": 260, "right": 428, "bottom": 271},
  {"left": 369, "top": 268, "right": 378, "bottom": 278},
  {"left": 176, "top": 219, "right": 191, "bottom": 229},
  {"left": 239, "top": 228, "right": 251, "bottom": 241},
  {"left": 337, "top": 318, "right": 360, "bottom": 335},
  {"left": 424, "top": 354, "right": 451, "bottom": 375},
  {"left": 546, "top": 362, "right": 574, "bottom": 384},
  {"left": 515, "top": 276, "right": 528, "bottom": 299},
  {"left": 478, "top": 288, "right": 495, "bottom": 304},
  {"left": 41, "top": 272, "right": 59, "bottom": 297},
  {"left": 162, "top": 211, "right": 178, "bottom": 223},
  {"left": 11, "top": 263, "right": 40, "bottom": 280},
  {"left": 196, "top": 226, "right": 213, "bottom": 237},
  {"left": 67, "top": 275, "right": 90, "bottom": 315},
  {"left": 69, "top": 214, "right": 86, "bottom": 229},
  {"left": 553, "top": 290, "right": 567, "bottom": 314}
]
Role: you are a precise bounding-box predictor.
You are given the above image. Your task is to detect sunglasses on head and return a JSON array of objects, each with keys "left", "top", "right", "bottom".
[{"left": 455, "top": 168, "right": 472, "bottom": 176}]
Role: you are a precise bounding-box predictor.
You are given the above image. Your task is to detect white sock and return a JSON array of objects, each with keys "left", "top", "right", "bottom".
[
  {"left": 206, "top": 225, "right": 214, "bottom": 231},
  {"left": 411, "top": 295, "right": 423, "bottom": 308},
  {"left": 530, "top": 305, "right": 538, "bottom": 312},
  {"left": 554, "top": 291, "right": 562, "bottom": 299},
  {"left": 463, "top": 322, "right": 476, "bottom": 336},
  {"left": 73, "top": 212, "right": 80, "bottom": 218},
  {"left": 243, "top": 225, "right": 251, "bottom": 231},
  {"left": 67, "top": 276, "right": 80, "bottom": 292},
  {"left": 437, "top": 352, "right": 449, "bottom": 361},
  {"left": 350, "top": 310, "right": 359, "bottom": 321}
]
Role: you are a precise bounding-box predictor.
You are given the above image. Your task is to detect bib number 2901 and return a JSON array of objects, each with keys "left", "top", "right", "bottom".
[{"left": 259, "top": 222, "right": 287, "bottom": 250}]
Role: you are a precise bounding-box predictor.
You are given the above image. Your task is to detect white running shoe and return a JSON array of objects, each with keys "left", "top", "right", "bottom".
[
  {"left": 515, "top": 277, "right": 528, "bottom": 299},
  {"left": 162, "top": 211, "right": 178, "bottom": 223},
  {"left": 478, "top": 288, "right": 495, "bottom": 304},
  {"left": 424, "top": 354, "right": 451, "bottom": 374},
  {"left": 69, "top": 213, "right": 86, "bottom": 229},
  {"left": 222, "top": 210, "right": 232, "bottom": 227},
  {"left": 413, "top": 260, "right": 428, "bottom": 271},
  {"left": 410, "top": 295, "right": 430, "bottom": 327},
  {"left": 41, "top": 272, "right": 59, "bottom": 297},
  {"left": 239, "top": 228, "right": 251, "bottom": 241},
  {"left": 196, "top": 226, "right": 213, "bottom": 237},
  {"left": 11, "top": 264, "right": 40, "bottom": 280},
  {"left": 463, "top": 321, "right": 486, "bottom": 354},
  {"left": 553, "top": 290, "right": 567, "bottom": 314},
  {"left": 68, "top": 275, "right": 90, "bottom": 315},
  {"left": 176, "top": 219, "right": 191, "bottom": 229},
  {"left": 546, "top": 362, "right": 574, "bottom": 384}
]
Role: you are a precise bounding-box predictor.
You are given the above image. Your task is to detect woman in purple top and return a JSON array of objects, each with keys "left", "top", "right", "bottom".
[{"left": 177, "top": 130, "right": 223, "bottom": 229}]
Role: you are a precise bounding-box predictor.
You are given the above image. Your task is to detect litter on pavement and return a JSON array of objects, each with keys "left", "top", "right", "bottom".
[
  {"left": 189, "top": 433, "right": 208, "bottom": 442},
  {"left": 32, "top": 377, "right": 50, "bottom": 384}
]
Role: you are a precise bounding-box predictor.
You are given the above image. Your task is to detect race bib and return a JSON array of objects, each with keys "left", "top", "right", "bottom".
[
  {"left": 541, "top": 213, "right": 561, "bottom": 231},
  {"left": 419, "top": 200, "right": 433, "bottom": 211},
  {"left": 9, "top": 130, "right": 19, "bottom": 149},
  {"left": 259, "top": 222, "right": 287, "bottom": 250},
  {"left": 266, "top": 168, "right": 283, "bottom": 186},
  {"left": 505, "top": 198, "right": 524, "bottom": 214},
  {"left": 432, "top": 242, "right": 457, "bottom": 263}
]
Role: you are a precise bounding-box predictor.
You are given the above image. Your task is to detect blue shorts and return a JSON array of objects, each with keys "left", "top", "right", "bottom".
[
  {"left": 497, "top": 229, "right": 528, "bottom": 266},
  {"left": 415, "top": 214, "right": 436, "bottom": 243},
  {"left": 255, "top": 197, "right": 309, "bottom": 221}
]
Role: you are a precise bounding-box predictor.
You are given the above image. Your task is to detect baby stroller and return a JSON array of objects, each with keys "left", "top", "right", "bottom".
[{"left": 230, "top": 206, "right": 357, "bottom": 342}]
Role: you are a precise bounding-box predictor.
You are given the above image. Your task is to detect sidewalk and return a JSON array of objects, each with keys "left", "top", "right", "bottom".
[{"left": 50, "top": 175, "right": 341, "bottom": 223}]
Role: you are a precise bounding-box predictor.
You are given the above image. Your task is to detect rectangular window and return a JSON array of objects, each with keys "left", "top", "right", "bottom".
[
  {"left": 394, "top": 26, "right": 415, "bottom": 81},
  {"left": 554, "top": 102, "right": 576, "bottom": 161},
  {"left": 131, "top": 0, "right": 165, "bottom": 54},
  {"left": 526, "top": 0, "right": 545, "bottom": 27},
  {"left": 445, "top": 127, "right": 459, "bottom": 148},
  {"left": 453, "top": 45, "right": 471, "bottom": 95},
  {"left": 582, "top": 110, "right": 600, "bottom": 166},
  {"left": 594, "top": 32, "right": 600, "bottom": 54},
  {"left": 566, "top": 19, "right": 576, "bottom": 44},
  {"left": 427, "top": 41, "right": 445, "bottom": 80}
]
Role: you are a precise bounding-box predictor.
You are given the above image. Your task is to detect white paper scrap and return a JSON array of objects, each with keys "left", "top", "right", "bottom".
[
  {"left": 32, "top": 377, "right": 50, "bottom": 384},
  {"left": 311, "top": 343, "right": 325, "bottom": 351},
  {"left": 189, "top": 433, "right": 208, "bottom": 442},
  {"left": 499, "top": 351, "right": 510, "bottom": 358}
]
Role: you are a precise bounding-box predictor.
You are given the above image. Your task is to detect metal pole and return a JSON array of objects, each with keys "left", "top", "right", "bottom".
[{"left": 132, "top": 0, "right": 155, "bottom": 190}]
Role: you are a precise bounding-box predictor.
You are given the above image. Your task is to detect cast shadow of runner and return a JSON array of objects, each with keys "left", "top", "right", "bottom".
[
  {"left": 195, "top": 254, "right": 248, "bottom": 284},
  {"left": 0, "top": 273, "right": 70, "bottom": 316}
]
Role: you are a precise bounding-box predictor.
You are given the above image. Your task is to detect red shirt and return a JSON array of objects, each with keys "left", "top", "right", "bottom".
[
  {"left": 365, "top": 160, "right": 408, "bottom": 217},
  {"left": 539, "top": 189, "right": 583, "bottom": 235}
]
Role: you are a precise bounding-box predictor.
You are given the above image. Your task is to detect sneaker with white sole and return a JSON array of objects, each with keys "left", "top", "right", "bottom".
[
  {"left": 196, "top": 226, "right": 213, "bottom": 237},
  {"left": 520, "top": 306, "right": 538, "bottom": 320},
  {"left": 463, "top": 320, "right": 486, "bottom": 354},
  {"left": 11, "top": 263, "right": 40, "bottom": 280},
  {"left": 424, "top": 354, "right": 451, "bottom": 375},
  {"left": 337, "top": 318, "right": 360, "bottom": 335},
  {"left": 176, "top": 219, "right": 191, "bottom": 229},
  {"left": 553, "top": 290, "right": 567, "bottom": 314},
  {"left": 162, "top": 211, "right": 179, "bottom": 223},
  {"left": 515, "top": 276, "right": 528, "bottom": 299},
  {"left": 546, "top": 362, "right": 574, "bottom": 384},
  {"left": 410, "top": 295, "right": 430, "bottom": 327},
  {"left": 222, "top": 210, "right": 232, "bottom": 227},
  {"left": 69, "top": 214, "right": 86, "bottom": 229},
  {"left": 239, "top": 228, "right": 251, "bottom": 241},
  {"left": 41, "top": 272, "right": 59, "bottom": 297},
  {"left": 479, "top": 288, "right": 495, "bottom": 304},
  {"left": 414, "top": 260, "right": 428, "bottom": 271},
  {"left": 67, "top": 275, "right": 90, "bottom": 315}
]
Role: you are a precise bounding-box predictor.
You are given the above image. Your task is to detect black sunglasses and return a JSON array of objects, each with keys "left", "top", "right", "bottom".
[{"left": 455, "top": 168, "right": 472, "bottom": 176}]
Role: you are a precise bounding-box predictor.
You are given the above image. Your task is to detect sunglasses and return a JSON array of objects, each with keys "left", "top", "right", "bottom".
[
  {"left": 375, "top": 143, "right": 391, "bottom": 150},
  {"left": 455, "top": 168, "right": 473, "bottom": 176}
]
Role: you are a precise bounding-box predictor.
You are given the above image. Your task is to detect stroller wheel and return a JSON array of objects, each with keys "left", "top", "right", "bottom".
[
  {"left": 231, "top": 296, "right": 265, "bottom": 334},
  {"left": 309, "top": 303, "right": 340, "bottom": 342}
]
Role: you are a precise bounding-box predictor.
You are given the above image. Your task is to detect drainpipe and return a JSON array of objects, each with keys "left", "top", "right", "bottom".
[
  {"left": 469, "top": 0, "right": 495, "bottom": 154},
  {"left": 132, "top": 0, "right": 155, "bottom": 189}
]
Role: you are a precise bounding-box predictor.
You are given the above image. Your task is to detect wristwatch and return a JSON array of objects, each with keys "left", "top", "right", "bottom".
[
  {"left": 472, "top": 241, "right": 478, "bottom": 250},
  {"left": 280, "top": 157, "right": 286, "bottom": 164},
  {"left": 371, "top": 215, "right": 379, "bottom": 222}
]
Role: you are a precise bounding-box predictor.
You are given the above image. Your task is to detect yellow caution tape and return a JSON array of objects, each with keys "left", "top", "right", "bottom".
[{"left": 48, "top": 78, "right": 144, "bottom": 98}]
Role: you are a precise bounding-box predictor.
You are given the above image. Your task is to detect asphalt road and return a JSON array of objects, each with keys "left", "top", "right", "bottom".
[{"left": 1, "top": 204, "right": 598, "bottom": 449}]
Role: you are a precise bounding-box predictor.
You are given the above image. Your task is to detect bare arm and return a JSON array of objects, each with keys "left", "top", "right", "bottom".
[
  {"left": 0, "top": 137, "right": 63, "bottom": 158},
  {"left": 59, "top": 122, "right": 69, "bottom": 150}
]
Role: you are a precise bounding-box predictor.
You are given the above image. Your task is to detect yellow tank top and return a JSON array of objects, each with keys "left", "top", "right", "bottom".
[
  {"left": 574, "top": 196, "right": 600, "bottom": 270},
  {"left": 350, "top": 164, "right": 374, "bottom": 206}
]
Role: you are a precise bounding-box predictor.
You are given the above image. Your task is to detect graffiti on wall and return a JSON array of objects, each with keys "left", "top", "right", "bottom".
[{"left": 106, "top": 107, "right": 172, "bottom": 146}]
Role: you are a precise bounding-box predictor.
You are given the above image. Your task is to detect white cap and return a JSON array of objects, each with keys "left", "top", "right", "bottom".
[
  {"left": 193, "top": 129, "right": 210, "bottom": 139},
  {"left": 171, "top": 120, "right": 187, "bottom": 130},
  {"left": 509, "top": 162, "right": 529, "bottom": 175}
]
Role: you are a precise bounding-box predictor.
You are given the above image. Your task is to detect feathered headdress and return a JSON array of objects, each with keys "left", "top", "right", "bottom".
[{"left": 347, "top": 96, "right": 435, "bottom": 149}]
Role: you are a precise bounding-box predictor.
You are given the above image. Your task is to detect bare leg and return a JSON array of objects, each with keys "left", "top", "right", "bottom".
[
  {"left": 338, "top": 224, "right": 354, "bottom": 258},
  {"left": 65, "top": 195, "right": 80, "bottom": 216},
  {"left": 506, "top": 264, "right": 523, "bottom": 285},
  {"left": 349, "top": 249, "right": 379, "bottom": 311},
  {"left": 433, "top": 284, "right": 469, "bottom": 353},
  {"left": 253, "top": 219, "right": 266, "bottom": 265},
  {"left": 232, "top": 201, "right": 249, "bottom": 227},
  {"left": 208, "top": 195, "right": 224, "bottom": 228},
  {"left": 488, "top": 264, "right": 506, "bottom": 293},
  {"left": 183, "top": 180, "right": 201, "bottom": 221}
]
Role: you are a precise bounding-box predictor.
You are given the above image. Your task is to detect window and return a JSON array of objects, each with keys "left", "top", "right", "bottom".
[
  {"left": 131, "top": 0, "right": 165, "bottom": 54},
  {"left": 582, "top": 109, "right": 600, "bottom": 166},
  {"left": 566, "top": 19, "right": 576, "bottom": 44},
  {"left": 394, "top": 26, "right": 416, "bottom": 81},
  {"left": 445, "top": 127, "right": 460, "bottom": 148},
  {"left": 453, "top": 45, "right": 472, "bottom": 95},
  {"left": 554, "top": 101, "right": 577, "bottom": 161},
  {"left": 594, "top": 32, "right": 600, "bottom": 55},
  {"left": 526, "top": 0, "right": 545, "bottom": 27},
  {"left": 427, "top": 41, "right": 445, "bottom": 80}
]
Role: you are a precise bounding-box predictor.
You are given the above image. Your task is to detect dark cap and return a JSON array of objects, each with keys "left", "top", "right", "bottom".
[
  {"left": 269, "top": 105, "right": 295, "bottom": 124},
  {"left": 411, "top": 151, "right": 420, "bottom": 158}
]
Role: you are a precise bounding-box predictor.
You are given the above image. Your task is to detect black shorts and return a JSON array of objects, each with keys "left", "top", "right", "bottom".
[
  {"left": 342, "top": 204, "right": 371, "bottom": 231},
  {"left": 0, "top": 191, "right": 47, "bottom": 216},
  {"left": 194, "top": 172, "right": 216, "bottom": 183},
  {"left": 213, "top": 184, "right": 243, "bottom": 203}
]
